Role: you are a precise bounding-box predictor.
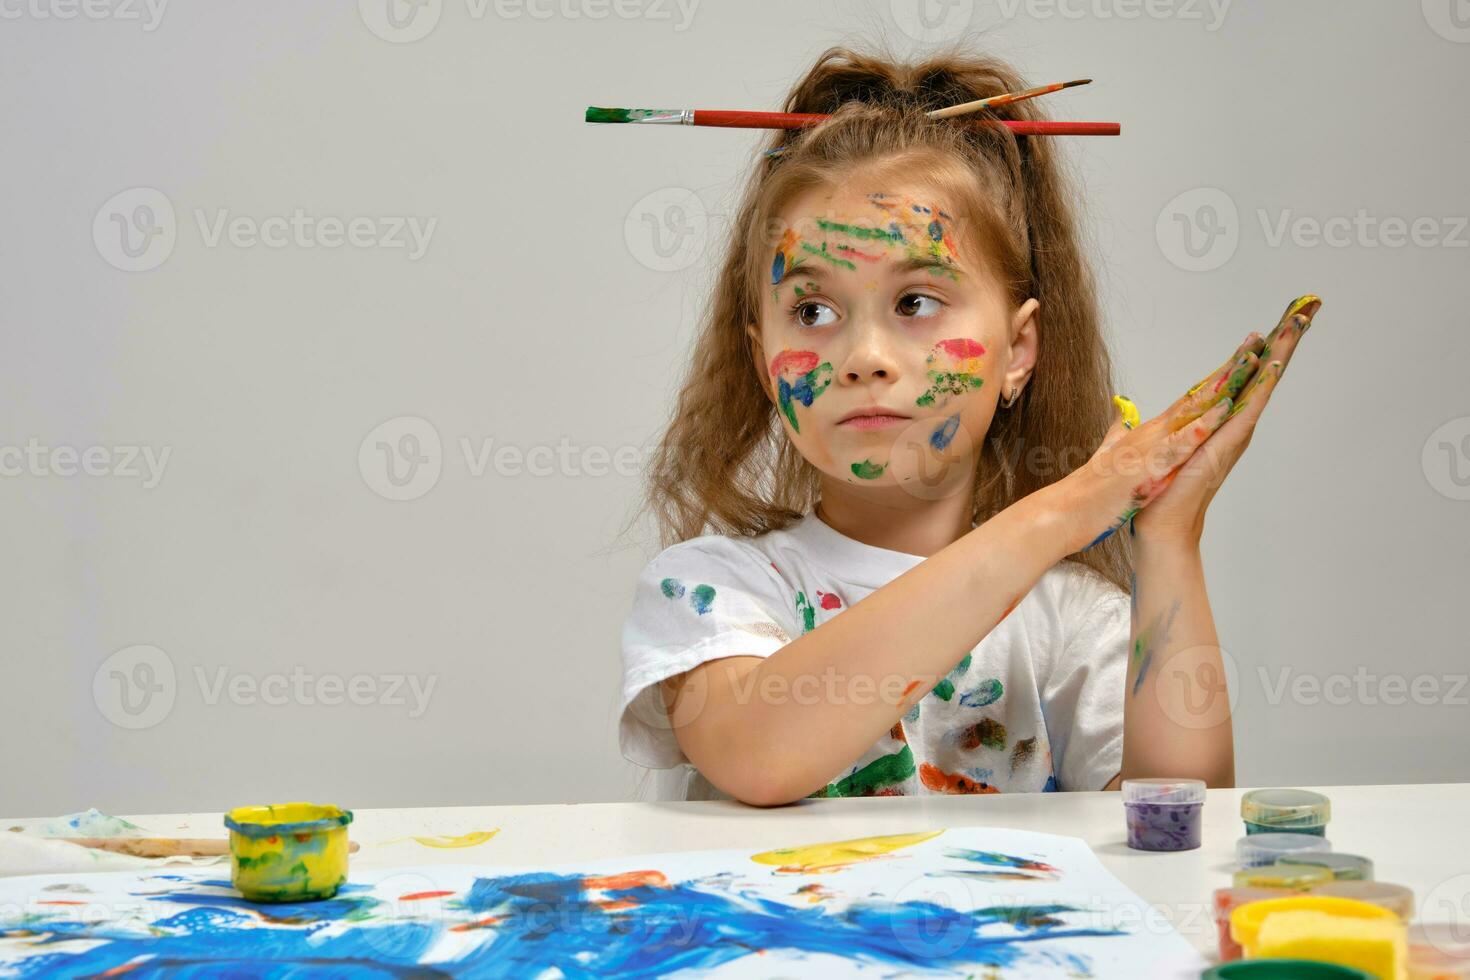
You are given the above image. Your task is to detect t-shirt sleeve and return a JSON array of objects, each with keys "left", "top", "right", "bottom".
[
  {"left": 618, "top": 535, "right": 796, "bottom": 770},
  {"left": 1039, "top": 569, "right": 1130, "bottom": 791}
]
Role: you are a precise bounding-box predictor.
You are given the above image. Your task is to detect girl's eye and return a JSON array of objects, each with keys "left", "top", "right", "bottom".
[
  {"left": 897, "top": 293, "right": 943, "bottom": 318},
  {"left": 790, "top": 300, "right": 838, "bottom": 328}
]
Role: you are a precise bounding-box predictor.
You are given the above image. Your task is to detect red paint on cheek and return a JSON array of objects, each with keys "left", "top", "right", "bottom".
[
  {"left": 769, "top": 349, "right": 820, "bottom": 377},
  {"left": 935, "top": 338, "right": 986, "bottom": 360}
]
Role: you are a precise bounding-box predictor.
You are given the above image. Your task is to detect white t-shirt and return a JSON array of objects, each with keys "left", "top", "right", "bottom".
[{"left": 618, "top": 507, "right": 1130, "bottom": 800}]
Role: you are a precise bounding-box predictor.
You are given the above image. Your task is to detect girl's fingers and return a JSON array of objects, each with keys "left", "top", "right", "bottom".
[
  {"left": 1170, "top": 343, "right": 1261, "bottom": 431},
  {"left": 1260, "top": 294, "right": 1322, "bottom": 361},
  {"left": 1228, "top": 359, "right": 1284, "bottom": 419},
  {"left": 1166, "top": 395, "right": 1233, "bottom": 462}
]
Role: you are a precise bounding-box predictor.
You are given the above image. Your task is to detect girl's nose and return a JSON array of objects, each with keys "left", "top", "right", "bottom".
[{"left": 839, "top": 319, "right": 901, "bottom": 384}]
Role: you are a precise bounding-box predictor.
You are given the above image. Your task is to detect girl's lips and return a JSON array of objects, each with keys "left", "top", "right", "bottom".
[{"left": 838, "top": 414, "right": 910, "bottom": 430}]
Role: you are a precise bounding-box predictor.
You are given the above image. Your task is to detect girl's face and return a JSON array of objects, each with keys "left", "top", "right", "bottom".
[{"left": 750, "top": 182, "right": 1039, "bottom": 500}]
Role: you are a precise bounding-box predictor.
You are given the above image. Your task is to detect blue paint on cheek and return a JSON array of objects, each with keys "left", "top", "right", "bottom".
[
  {"left": 930, "top": 413, "right": 962, "bottom": 450},
  {"left": 928, "top": 219, "right": 943, "bottom": 241},
  {"left": 771, "top": 253, "right": 784, "bottom": 285}
]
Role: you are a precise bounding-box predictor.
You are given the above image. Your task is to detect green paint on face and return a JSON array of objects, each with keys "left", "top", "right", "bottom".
[
  {"left": 799, "top": 241, "right": 857, "bottom": 272},
  {"left": 796, "top": 591, "right": 816, "bottom": 634},
  {"left": 916, "top": 372, "right": 984, "bottom": 408},
  {"left": 777, "top": 362, "right": 833, "bottom": 434},
  {"left": 810, "top": 745, "right": 917, "bottom": 797},
  {"left": 813, "top": 218, "right": 905, "bottom": 244},
  {"left": 850, "top": 459, "right": 886, "bottom": 480}
]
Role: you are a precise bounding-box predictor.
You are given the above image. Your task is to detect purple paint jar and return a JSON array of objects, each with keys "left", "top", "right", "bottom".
[{"left": 1123, "top": 778, "right": 1206, "bottom": 851}]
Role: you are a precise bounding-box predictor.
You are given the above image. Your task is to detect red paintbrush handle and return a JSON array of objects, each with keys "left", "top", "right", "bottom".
[{"left": 690, "top": 110, "right": 1117, "bottom": 136}]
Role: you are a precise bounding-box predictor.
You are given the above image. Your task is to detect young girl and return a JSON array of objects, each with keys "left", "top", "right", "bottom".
[{"left": 617, "top": 46, "right": 1319, "bottom": 805}]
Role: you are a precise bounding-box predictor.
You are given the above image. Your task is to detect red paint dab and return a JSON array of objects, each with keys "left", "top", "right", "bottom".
[
  {"left": 817, "top": 590, "right": 842, "bottom": 610},
  {"left": 399, "top": 890, "right": 455, "bottom": 901}
]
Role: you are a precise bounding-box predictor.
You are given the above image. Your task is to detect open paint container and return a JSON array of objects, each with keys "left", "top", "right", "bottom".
[
  {"left": 1122, "top": 777, "right": 1204, "bottom": 851},
  {"left": 224, "top": 802, "right": 354, "bottom": 903},
  {"left": 1240, "top": 787, "right": 1331, "bottom": 836}
]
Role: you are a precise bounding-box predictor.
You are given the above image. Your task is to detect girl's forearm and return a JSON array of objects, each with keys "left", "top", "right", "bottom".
[
  {"left": 698, "top": 485, "right": 1080, "bottom": 802},
  {"left": 1119, "top": 532, "right": 1236, "bottom": 786}
]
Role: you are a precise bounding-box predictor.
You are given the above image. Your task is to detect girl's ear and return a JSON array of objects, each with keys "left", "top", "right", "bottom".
[{"left": 1006, "top": 298, "right": 1041, "bottom": 398}]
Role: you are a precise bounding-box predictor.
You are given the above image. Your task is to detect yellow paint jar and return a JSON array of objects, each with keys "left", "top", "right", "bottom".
[
  {"left": 224, "top": 803, "right": 353, "bottom": 903},
  {"left": 1231, "top": 894, "right": 1400, "bottom": 958}
]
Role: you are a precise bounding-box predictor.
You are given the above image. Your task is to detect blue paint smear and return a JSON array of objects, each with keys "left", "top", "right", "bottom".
[
  {"left": 688, "top": 584, "right": 715, "bottom": 616},
  {"left": 0, "top": 870, "right": 1124, "bottom": 979},
  {"left": 945, "top": 849, "right": 1052, "bottom": 870},
  {"left": 929, "top": 413, "right": 962, "bottom": 451},
  {"left": 958, "top": 678, "right": 1003, "bottom": 708}
]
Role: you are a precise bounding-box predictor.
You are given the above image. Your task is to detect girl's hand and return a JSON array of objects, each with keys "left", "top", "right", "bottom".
[
  {"left": 1055, "top": 353, "right": 1238, "bottom": 555},
  {"left": 1129, "top": 294, "right": 1322, "bottom": 543}
]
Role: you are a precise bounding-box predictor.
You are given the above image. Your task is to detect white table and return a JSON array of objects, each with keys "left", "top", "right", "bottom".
[{"left": 6, "top": 783, "right": 1467, "bottom": 961}]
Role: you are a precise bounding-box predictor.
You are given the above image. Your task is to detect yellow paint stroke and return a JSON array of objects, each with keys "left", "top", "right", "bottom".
[
  {"left": 751, "top": 830, "right": 942, "bottom": 874},
  {"left": 385, "top": 830, "right": 500, "bottom": 849},
  {"left": 1112, "top": 394, "right": 1140, "bottom": 429}
]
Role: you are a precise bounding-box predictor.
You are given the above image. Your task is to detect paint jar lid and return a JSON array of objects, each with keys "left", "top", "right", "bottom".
[
  {"left": 1240, "top": 788, "right": 1331, "bottom": 830},
  {"left": 1200, "top": 960, "right": 1374, "bottom": 979},
  {"left": 1315, "top": 880, "right": 1414, "bottom": 920},
  {"left": 1237, "top": 831, "right": 1332, "bottom": 869},
  {"left": 1213, "top": 886, "right": 1284, "bottom": 923},
  {"left": 1233, "top": 863, "right": 1334, "bottom": 890},
  {"left": 1279, "top": 851, "right": 1374, "bottom": 882},
  {"left": 1122, "top": 777, "right": 1205, "bottom": 805}
]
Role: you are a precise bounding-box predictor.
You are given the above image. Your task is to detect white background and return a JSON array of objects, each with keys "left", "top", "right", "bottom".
[{"left": 1, "top": 0, "right": 1467, "bottom": 816}]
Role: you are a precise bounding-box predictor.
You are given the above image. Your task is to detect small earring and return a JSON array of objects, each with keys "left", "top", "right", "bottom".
[{"left": 1003, "top": 384, "right": 1021, "bottom": 409}]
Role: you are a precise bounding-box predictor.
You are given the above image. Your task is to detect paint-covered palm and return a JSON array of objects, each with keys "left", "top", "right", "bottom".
[
  {"left": 1052, "top": 295, "right": 1325, "bottom": 553},
  {"left": 1129, "top": 294, "right": 1321, "bottom": 543}
]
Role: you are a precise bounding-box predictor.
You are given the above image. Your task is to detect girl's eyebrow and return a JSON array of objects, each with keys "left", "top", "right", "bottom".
[{"left": 775, "top": 255, "right": 965, "bottom": 287}]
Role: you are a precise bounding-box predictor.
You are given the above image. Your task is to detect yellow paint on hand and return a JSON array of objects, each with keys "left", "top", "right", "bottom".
[
  {"left": 751, "top": 830, "right": 942, "bottom": 874},
  {"left": 1112, "top": 394, "right": 1140, "bottom": 429},
  {"left": 407, "top": 830, "right": 499, "bottom": 849}
]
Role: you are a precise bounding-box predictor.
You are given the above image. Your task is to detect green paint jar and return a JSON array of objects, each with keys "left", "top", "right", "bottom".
[
  {"left": 1200, "top": 960, "right": 1373, "bottom": 979},
  {"left": 1240, "top": 787, "right": 1330, "bottom": 836}
]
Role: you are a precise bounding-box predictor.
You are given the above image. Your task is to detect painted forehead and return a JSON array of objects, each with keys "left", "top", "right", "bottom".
[{"left": 771, "top": 191, "right": 966, "bottom": 286}]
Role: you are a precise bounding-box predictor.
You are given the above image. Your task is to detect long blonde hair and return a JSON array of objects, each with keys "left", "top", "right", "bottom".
[{"left": 633, "top": 44, "right": 1131, "bottom": 590}]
